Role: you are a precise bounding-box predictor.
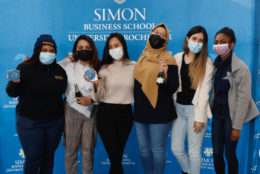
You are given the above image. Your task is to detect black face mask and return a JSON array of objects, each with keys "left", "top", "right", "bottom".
[
  {"left": 76, "top": 50, "right": 93, "bottom": 61},
  {"left": 149, "top": 34, "right": 166, "bottom": 49}
]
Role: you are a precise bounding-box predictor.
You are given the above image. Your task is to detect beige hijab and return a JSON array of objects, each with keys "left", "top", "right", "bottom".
[{"left": 134, "top": 24, "right": 177, "bottom": 108}]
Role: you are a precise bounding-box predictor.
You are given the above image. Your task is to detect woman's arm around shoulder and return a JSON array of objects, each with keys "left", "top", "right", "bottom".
[
  {"left": 128, "top": 60, "right": 137, "bottom": 64},
  {"left": 57, "top": 55, "right": 75, "bottom": 70},
  {"left": 173, "top": 52, "right": 184, "bottom": 67}
]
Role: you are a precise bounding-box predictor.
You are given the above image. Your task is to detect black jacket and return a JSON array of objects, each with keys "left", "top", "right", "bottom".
[
  {"left": 6, "top": 62, "right": 67, "bottom": 120},
  {"left": 134, "top": 65, "right": 179, "bottom": 124}
]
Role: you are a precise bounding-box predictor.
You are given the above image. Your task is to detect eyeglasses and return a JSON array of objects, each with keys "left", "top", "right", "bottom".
[{"left": 151, "top": 29, "right": 167, "bottom": 40}]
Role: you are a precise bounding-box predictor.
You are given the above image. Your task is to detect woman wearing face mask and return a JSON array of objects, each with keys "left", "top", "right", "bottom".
[
  {"left": 6, "top": 34, "right": 67, "bottom": 174},
  {"left": 170, "top": 26, "right": 214, "bottom": 174},
  {"left": 134, "top": 24, "right": 179, "bottom": 174},
  {"left": 58, "top": 35, "right": 100, "bottom": 174},
  {"left": 210, "top": 27, "right": 259, "bottom": 174},
  {"left": 90, "top": 32, "right": 136, "bottom": 174}
]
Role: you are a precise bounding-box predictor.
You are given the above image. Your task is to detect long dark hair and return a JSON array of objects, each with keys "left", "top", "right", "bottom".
[
  {"left": 183, "top": 26, "right": 208, "bottom": 89},
  {"left": 101, "top": 32, "right": 129, "bottom": 67},
  {"left": 72, "top": 35, "right": 100, "bottom": 71}
]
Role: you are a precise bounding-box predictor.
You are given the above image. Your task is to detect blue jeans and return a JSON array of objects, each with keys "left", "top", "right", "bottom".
[
  {"left": 171, "top": 103, "right": 207, "bottom": 174},
  {"left": 16, "top": 114, "right": 64, "bottom": 174},
  {"left": 212, "top": 104, "right": 238, "bottom": 174},
  {"left": 135, "top": 121, "right": 172, "bottom": 174}
]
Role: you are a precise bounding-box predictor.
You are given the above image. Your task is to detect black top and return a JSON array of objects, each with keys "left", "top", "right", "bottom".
[
  {"left": 213, "top": 53, "right": 232, "bottom": 106},
  {"left": 177, "top": 54, "right": 196, "bottom": 105},
  {"left": 134, "top": 65, "right": 179, "bottom": 124},
  {"left": 6, "top": 62, "right": 67, "bottom": 121}
]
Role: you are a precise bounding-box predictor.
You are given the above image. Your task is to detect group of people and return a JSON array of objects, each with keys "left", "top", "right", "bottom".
[{"left": 6, "top": 23, "right": 259, "bottom": 174}]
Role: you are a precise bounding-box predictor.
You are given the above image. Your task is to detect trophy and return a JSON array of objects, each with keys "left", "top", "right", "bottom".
[
  {"left": 7, "top": 69, "right": 20, "bottom": 81},
  {"left": 85, "top": 69, "right": 98, "bottom": 81}
]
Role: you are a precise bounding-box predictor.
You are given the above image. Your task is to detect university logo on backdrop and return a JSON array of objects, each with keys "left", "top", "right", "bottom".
[
  {"left": 68, "top": 6, "right": 153, "bottom": 42},
  {"left": 201, "top": 147, "right": 214, "bottom": 170},
  {"left": 113, "top": 0, "right": 126, "bottom": 5},
  {"left": 19, "top": 149, "right": 25, "bottom": 159},
  {"left": 203, "top": 147, "right": 213, "bottom": 157},
  {"left": 67, "top": 0, "right": 175, "bottom": 42},
  {"left": 5, "top": 149, "right": 24, "bottom": 172}
]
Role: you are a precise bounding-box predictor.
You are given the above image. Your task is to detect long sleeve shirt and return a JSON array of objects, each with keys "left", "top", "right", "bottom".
[
  {"left": 6, "top": 62, "right": 67, "bottom": 120},
  {"left": 134, "top": 65, "right": 179, "bottom": 124},
  {"left": 92, "top": 60, "right": 136, "bottom": 104},
  {"left": 59, "top": 57, "right": 93, "bottom": 117}
]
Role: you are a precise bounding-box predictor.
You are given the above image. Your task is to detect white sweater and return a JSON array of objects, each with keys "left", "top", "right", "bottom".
[
  {"left": 92, "top": 60, "right": 136, "bottom": 104},
  {"left": 59, "top": 57, "right": 93, "bottom": 117}
]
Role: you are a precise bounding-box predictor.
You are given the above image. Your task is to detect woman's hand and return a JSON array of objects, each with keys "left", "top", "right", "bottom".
[
  {"left": 76, "top": 97, "right": 93, "bottom": 106},
  {"left": 68, "top": 55, "right": 75, "bottom": 62},
  {"left": 159, "top": 60, "right": 168, "bottom": 79},
  {"left": 8, "top": 78, "right": 21, "bottom": 83},
  {"left": 24, "top": 56, "right": 30, "bottom": 61},
  {"left": 231, "top": 129, "right": 240, "bottom": 141},
  {"left": 7, "top": 70, "right": 21, "bottom": 83},
  {"left": 193, "top": 121, "right": 204, "bottom": 134},
  {"left": 83, "top": 74, "right": 99, "bottom": 92}
]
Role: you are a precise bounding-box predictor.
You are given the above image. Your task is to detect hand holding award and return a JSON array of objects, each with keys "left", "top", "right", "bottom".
[
  {"left": 85, "top": 69, "right": 98, "bottom": 81},
  {"left": 7, "top": 69, "right": 20, "bottom": 83},
  {"left": 84, "top": 69, "right": 99, "bottom": 92}
]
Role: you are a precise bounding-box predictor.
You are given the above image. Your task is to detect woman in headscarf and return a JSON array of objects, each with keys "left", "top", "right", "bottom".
[{"left": 134, "top": 24, "right": 179, "bottom": 174}]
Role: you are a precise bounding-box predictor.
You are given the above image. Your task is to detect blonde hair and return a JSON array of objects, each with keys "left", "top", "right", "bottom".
[{"left": 183, "top": 26, "right": 208, "bottom": 89}]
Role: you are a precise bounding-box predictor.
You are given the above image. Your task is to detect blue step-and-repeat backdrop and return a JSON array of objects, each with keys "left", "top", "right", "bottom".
[{"left": 0, "top": 0, "right": 259, "bottom": 173}]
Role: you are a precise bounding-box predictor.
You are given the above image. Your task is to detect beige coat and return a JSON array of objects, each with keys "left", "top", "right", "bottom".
[{"left": 174, "top": 52, "right": 214, "bottom": 123}]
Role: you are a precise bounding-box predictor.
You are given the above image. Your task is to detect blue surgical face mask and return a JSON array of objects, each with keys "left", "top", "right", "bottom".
[
  {"left": 39, "top": 52, "right": 56, "bottom": 65},
  {"left": 188, "top": 41, "right": 203, "bottom": 54}
]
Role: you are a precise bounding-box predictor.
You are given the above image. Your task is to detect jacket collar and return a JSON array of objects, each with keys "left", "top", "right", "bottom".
[{"left": 213, "top": 51, "right": 241, "bottom": 75}]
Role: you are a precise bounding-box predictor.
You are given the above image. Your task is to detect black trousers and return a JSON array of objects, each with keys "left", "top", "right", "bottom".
[{"left": 97, "top": 103, "right": 133, "bottom": 174}]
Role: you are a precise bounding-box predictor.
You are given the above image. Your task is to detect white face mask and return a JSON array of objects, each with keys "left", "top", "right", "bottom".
[
  {"left": 39, "top": 52, "right": 56, "bottom": 65},
  {"left": 109, "top": 47, "right": 124, "bottom": 60}
]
